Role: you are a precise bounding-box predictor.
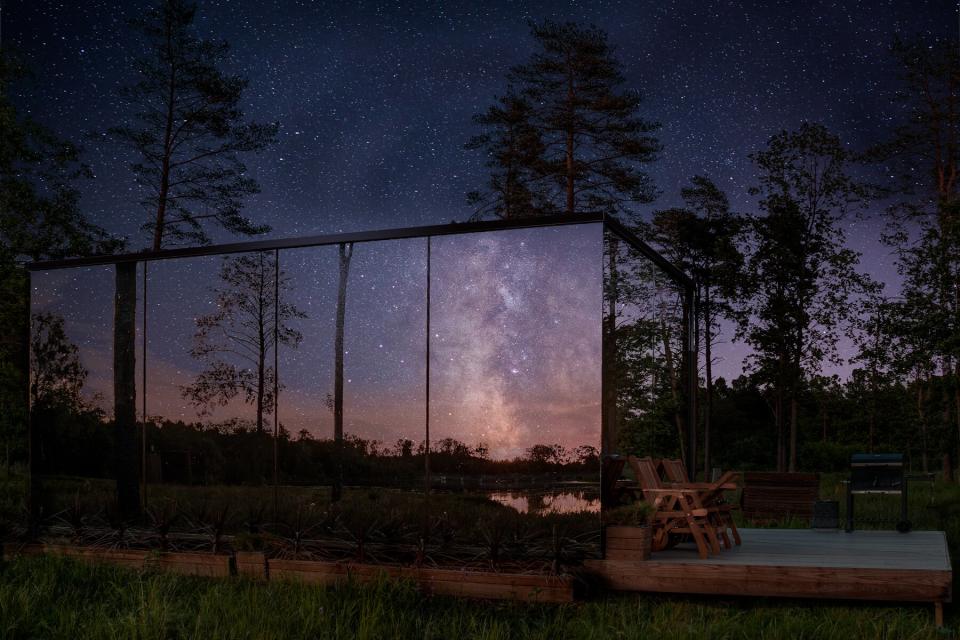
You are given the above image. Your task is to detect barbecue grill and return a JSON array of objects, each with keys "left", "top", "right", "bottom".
[{"left": 844, "top": 453, "right": 910, "bottom": 533}]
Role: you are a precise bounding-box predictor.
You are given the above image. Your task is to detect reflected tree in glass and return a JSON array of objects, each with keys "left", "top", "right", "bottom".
[{"left": 181, "top": 252, "right": 304, "bottom": 434}]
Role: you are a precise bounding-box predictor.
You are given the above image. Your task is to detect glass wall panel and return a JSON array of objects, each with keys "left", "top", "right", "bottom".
[
  {"left": 430, "top": 224, "right": 603, "bottom": 570},
  {"left": 145, "top": 253, "right": 278, "bottom": 547},
  {"left": 601, "top": 228, "right": 690, "bottom": 516},
  {"left": 276, "top": 240, "right": 427, "bottom": 562},
  {"left": 29, "top": 264, "right": 143, "bottom": 532}
]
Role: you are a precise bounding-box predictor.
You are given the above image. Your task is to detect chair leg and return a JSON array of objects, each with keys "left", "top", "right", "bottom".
[
  {"left": 728, "top": 515, "right": 742, "bottom": 546},
  {"left": 718, "top": 524, "right": 732, "bottom": 549},
  {"left": 686, "top": 518, "right": 711, "bottom": 559}
]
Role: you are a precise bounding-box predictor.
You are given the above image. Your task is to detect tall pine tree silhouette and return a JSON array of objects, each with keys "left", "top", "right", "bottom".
[
  {"left": 469, "top": 21, "right": 660, "bottom": 219},
  {"left": 110, "top": 0, "right": 278, "bottom": 250}
]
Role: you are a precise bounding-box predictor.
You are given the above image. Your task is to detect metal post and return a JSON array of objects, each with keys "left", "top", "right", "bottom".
[
  {"left": 425, "top": 236, "right": 431, "bottom": 495},
  {"left": 141, "top": 261, "right": 147, "bottom": 509},
  {"left": 845, "top": 482, "right": 854, "bottom": 532},
  {"left": 25, "top": 269, "right": 37, "bottom": 530},
  {"left": 273, "top": 249, "right": 280, "bottom": 516}
]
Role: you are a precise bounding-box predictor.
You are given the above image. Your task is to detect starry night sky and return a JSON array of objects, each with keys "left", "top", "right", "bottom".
[{"left": 9, "top": 1, "right": 959, "bottom": 456}]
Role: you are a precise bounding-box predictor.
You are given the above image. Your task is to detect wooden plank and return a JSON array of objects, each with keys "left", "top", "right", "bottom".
[
  {"left": 266, "top": 559, "right": 573, "bottom": 602},
  {"left": 152, "top": 553, "right": 232, "bottom": 577},
  {"left": 235, "top": 551, "right": 267, "bottom": 580},
  {"left": 586, "top": 559, "right": 951, "bottom": 603}
]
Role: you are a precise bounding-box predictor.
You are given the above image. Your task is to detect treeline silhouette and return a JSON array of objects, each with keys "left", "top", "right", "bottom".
[{"left": 32, "top": 410, "right": 600, "bottom": 489}]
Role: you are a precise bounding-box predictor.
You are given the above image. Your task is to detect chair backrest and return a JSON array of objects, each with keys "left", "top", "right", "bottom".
[
  {"left": 740, "top": 472, "right": 819, "bottom": 521},
  {"left": 628, "top": 456, "right": 663, "bottom": 492},
  {"left": 661, "top": 458, "right": 688, "bottom": 483}
]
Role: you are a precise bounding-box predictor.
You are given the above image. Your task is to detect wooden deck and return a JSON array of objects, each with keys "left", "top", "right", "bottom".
[{"left": 586, "top": 528, "right": 952, "bottom": 623}]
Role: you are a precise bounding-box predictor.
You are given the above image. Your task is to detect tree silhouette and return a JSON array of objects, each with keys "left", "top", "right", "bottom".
[
  {"left": 109, "top": 0, "right": 278, "bottom": 250},
  {"left": 29, "top": 313, "right": 88, "bottom": 411},
  {"left": 872, "top": 37, "right": 960, "bottom": 463},
  {"left": 651, "top": 176, "right": 745, "bottom": 475},
  {"left": 466, "top": 91, "right": 551, "bottom": 219},
  {"left": 182, "top": 253, "right": 305, "bottom": 433},
  {"left": 740, "top": 123, "right": 870, "bottom": 471},
  {"left": 469, "top": 21, "right": 660, "bottom": 219}
]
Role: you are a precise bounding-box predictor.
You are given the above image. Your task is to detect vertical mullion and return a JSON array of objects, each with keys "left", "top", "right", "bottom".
[
  {"left": 273, "top": 249, "right": 280, "bottom": 515},
  {"left": 425, "top": 237, "right": 431, "bottom": 495},
  {"left": 141, "top": 261, "right": 148, "bottom": 509}
]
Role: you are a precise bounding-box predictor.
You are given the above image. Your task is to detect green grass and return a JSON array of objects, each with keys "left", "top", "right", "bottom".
[
  {"left": 0, "top": 554, "right": 950, "bottom": 640},
  {"left": 3, "top": 472, "right": 959, "bottom": 638}
]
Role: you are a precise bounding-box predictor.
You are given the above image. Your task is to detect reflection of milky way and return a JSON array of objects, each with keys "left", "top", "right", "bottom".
[
  {"left": 431, "top": 226, "right": 602, "bottom": 459},
  {"left": 32, "top": 225, "right": 602, "bottom": 462}
]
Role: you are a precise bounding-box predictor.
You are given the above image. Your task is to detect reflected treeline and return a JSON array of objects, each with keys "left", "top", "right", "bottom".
[
  {"left": 603, "top": 234, "right": 688, "bottom": 466},
  {"left": 33, "top": 414, "right": 599, "bottom": 490},
  {"left": 21, "top": 231, "right": 613, "bottom": 569}
]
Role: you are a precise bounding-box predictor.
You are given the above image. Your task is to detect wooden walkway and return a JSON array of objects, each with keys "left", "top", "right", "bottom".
[{"left": 586, "top": 528, "right": 952, "bottom": 625}]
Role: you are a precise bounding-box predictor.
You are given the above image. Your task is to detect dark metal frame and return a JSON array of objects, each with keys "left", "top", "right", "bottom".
[{"left": 27, "top": 213, "right": 699, "bottom": 508}]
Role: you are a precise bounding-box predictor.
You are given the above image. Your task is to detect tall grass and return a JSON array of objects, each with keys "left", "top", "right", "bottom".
[{"left": 0, "top": 555, "right": 949, "bottom": 640}]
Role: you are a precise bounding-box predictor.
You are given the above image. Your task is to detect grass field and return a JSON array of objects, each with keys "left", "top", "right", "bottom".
[
  {"left": 0, "top": 554, "right": 950, "bottom": 640},
  {"left": 1, "top": 471, "right": 958, "bottom": 638}
]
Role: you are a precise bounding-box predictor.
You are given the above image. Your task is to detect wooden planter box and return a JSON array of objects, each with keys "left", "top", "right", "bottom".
[
  {"left": 36, "top": 543, "right": 151, "bottom": 569},
  {"left": 150, "top": 551, "right": 232, "bottom": 577},
  {"left": 235, "top": 551, "right": 268, "bottom": 580},
  {"left": 3, "top": 543, "right": 229, "bottom": 576},
  {"left": 2, "top": 542, "right": 46, "bottom": 559},
  {"left": 605, "top": 525, "right": 651, "bottom": 561},
  {"left": 268, "top": 558, "right": 573, "bottom": 603}
]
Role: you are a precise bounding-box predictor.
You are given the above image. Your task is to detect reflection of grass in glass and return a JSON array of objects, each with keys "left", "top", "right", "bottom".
[{"left": 14, "top": 476, "right": 601, "bottom": 572}]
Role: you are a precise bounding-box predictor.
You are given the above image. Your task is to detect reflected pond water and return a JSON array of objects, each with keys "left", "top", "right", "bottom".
[{"left": 487, "top": 489, "right": 600, "bottom": 515}]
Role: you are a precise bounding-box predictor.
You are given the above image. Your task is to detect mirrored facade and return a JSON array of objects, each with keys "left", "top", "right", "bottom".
[
  {"left": 24, "top": 217, "right": 692, "bottom": 569},
  {"left": 600, "top": 226, "right": 693, "bottom": 516}
]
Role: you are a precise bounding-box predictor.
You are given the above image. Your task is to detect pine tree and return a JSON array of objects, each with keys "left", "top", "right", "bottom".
[
  {"left": 469, "top": 21, "right": 660, "bottom": 219},
  {"left": 110, "top": 0, "right": 278, "bottom": 250},
  {"left": 465, "top": 92, "right": 551, "bottom": 219}
]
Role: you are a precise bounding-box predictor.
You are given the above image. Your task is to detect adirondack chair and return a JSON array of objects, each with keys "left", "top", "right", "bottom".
[
  {"left": 661, "top": 458, "right": 742, "bottom": 548},
  {"left": 628, "top": 456, "right": 719, "bottom": 559}
]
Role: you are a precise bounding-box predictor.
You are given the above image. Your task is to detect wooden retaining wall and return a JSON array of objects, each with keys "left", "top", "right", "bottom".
[{"left": 0, "top": 543, "right": 573, "bottom": 603}]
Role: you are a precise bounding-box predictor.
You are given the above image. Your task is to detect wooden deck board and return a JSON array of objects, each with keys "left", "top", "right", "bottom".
[
  {"left": 585, "top": 528, "right": 952, "bottom": 605},
  {"left": 645, "top": 529, "right": 951, "bottom": 570}
]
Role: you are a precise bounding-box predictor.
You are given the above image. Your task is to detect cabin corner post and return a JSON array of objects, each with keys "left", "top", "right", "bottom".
[
  {"left": 25, "top": 268, "right": 41, "bottom": 531},
  {"left": 114, "top": 261, "right": 141, "bottom": 520}
]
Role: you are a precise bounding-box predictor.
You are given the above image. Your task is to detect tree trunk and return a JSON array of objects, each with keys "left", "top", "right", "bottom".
[
  {"left": 775, "top": 387, "right": 785, "bottom": 472},
  {"left": 332, "top": 242, "right": 353, "bottom": 502},
  {"left": 660, "top": 316, "right": 686, "bottom": 464},
  {"left": 789, "top": 395, "right": 798, "bottom": 472},
  {"left": 256, "top": 346, "right": 265, "bottom": 434},
  {"left": 153, "top": 26, "right": 178, "bottom": 251},
  {"left": 564, "top": 52, "right": 575, "bottom": 214},
  {"left": 114, "top": 262, "right": 141, "bottom": 520},
  {"left": 703, "top": 285, "right": 713, "bottom": 478},
  {"left": 955, "top": 362, "right": 960, "bottom": 473},
  {"left": 601, "top": 237, "right": 620, "bottom": 456},
  {"left": 255, "top": 255, "right": 266, "bottom": 434},
  {"left": 917, "top": 380, "right": 929, "bottom": 474}
]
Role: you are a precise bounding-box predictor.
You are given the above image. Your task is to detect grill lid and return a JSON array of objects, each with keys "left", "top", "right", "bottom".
[{"left": 850, "top": 453, "right": 903, "bottom": 466}]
